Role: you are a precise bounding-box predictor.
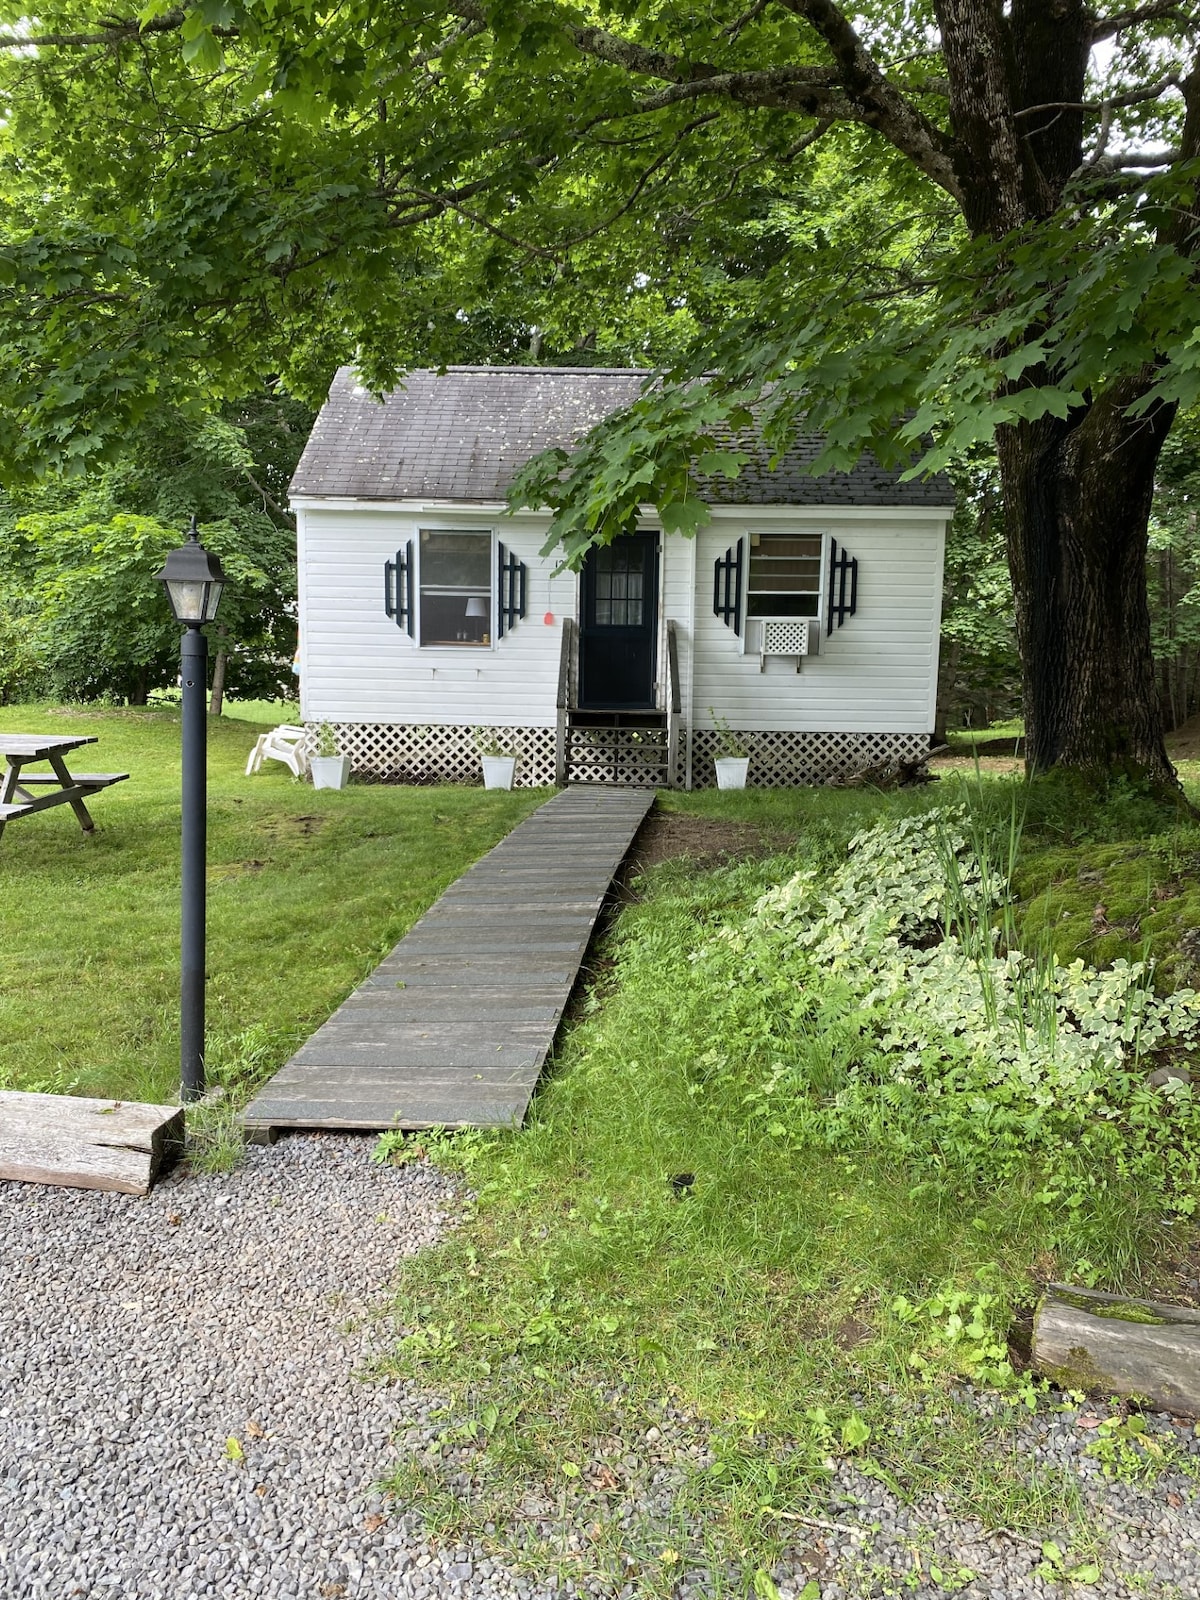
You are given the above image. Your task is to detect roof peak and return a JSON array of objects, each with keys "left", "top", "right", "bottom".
[{"left": 341, "top": 364, "right": 651, "bottom": 381}]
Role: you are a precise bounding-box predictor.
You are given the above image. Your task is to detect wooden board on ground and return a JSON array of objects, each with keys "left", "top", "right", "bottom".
[
  {"left": 0, "top": 1090, "right": 184, "bottom": 1195},
  {"left": 242, "top": 786, "right": 655, "bottom": 1135},
  {"left": 1034, "top": 1283, "right": 1200, "bottom": 1417}
]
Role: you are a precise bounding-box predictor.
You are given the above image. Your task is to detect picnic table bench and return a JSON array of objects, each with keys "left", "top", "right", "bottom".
[{"left": 0, "top": 735, "right": 129, "bottom": 841}]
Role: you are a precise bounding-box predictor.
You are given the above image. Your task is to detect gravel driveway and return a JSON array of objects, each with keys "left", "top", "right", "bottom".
[
  {"left": 0, "top": 1135, "right": 528, "bottom": 1600},
  {"left": 3, "top": 1134, "right": 1199, "bottom": 1600}
]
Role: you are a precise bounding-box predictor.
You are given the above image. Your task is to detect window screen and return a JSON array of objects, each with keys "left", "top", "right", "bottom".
[
  {"left": 746, "top": 532, "right": 822, "bottom": 618},
  {"left": 592, "top": 543, "right": 645, "bottom": 626},
  {"left": 419, "top": 530, "right": 492, "bottom": 646}
]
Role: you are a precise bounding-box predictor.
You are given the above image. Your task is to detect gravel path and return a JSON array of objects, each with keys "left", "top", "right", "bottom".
[
  {"left": 0, "top": 1135, "right": 533, "bottom": 1600},
  {"left": 3, "top": 1135, "right": 1199, "bottom": 1600}
]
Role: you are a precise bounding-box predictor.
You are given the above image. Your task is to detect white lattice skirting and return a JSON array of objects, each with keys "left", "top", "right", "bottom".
[
  {"left": 690, "top": 730, "right": 932, "bottom": 787},
  {"left": 323, "top": 723, "right": 559, "bottom": 787},
  {"left": 317, "top": 723, "right": 931, "bottom": 788}
]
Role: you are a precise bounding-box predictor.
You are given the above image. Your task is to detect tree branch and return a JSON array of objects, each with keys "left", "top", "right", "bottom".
[
  {"left": 0, "top": 10, "right": 238, "bottom": 49},
  {"left": 780, "top": 117, "right": 836, "bottom": 159},
  {"left": 243, "top": 468, "right": 295, "bottom": 528},
  {"left": 1013, "top": 75, "right": 1184, "bottom": 116},
  {"left": 1090, "top": 3, "right": 1196, "bottom": 43},
  {"left": 630, "top": 65, "right": 846, "bottom": 114},
  {"left": 1108, "top": 146, "right": 1182, "bottom": 165},
  {"left": 776, "top": 0, "right": 962, "bottom": 199},
  {"left": 557, "top": 115, "right": 720, "bottom": 246},
  {"left": 404, "top": 189, "right": 562, "bottom": 258}
]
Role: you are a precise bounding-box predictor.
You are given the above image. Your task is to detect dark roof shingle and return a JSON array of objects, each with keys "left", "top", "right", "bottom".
[{"left": 290, "top": 366, "right": 955, "bottom": 509}]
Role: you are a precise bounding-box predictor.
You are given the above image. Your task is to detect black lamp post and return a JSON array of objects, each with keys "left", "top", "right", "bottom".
[{"left": 155, "top": 517, "right": 227, "bottom": 1103}]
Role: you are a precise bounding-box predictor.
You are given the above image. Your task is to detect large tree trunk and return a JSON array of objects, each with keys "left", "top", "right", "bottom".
[{"left": 997, "top": 384, "right": 1178, "bottom": 787}]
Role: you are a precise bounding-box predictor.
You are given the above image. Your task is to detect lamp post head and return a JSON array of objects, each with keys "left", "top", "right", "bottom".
[{"left": 155, "top": 515, "right": 227, "bottom": 625}]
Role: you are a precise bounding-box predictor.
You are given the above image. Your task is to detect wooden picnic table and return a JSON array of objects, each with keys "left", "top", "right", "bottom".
[{"left": 0, "top": 734, "right": 129, "bottom": 842}]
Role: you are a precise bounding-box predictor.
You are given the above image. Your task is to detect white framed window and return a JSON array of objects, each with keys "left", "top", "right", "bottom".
[
  {"left": 746, "top": 530, "right": 824, "bottom": 620},
  {"left": 418, "top": 528, "right": 493, "bottom": 647}
]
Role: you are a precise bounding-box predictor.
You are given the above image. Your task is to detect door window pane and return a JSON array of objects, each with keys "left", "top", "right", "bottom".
[{"left": 593, "top": 545, "right": 644, "bottom": 626}]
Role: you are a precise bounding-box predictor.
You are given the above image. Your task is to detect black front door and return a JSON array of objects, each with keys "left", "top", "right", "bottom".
[{"left": 579, "top": 533, "right": 659, "bottom": 710}]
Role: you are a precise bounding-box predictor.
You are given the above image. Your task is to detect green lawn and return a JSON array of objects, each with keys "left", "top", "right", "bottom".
[
  {"left": 6, "top": 707, "right": 1200, "bottom": 1587},
  {"left": 376, "top": 768, "right": 1200, "bottom": 1587},
  {"left": 0, "top": 704, "right": 544, "bottom": 1106}
]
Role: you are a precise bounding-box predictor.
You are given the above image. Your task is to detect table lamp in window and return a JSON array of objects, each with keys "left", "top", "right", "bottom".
[{"left": 465, "top": 595, "right": 488, "bottom": 642}]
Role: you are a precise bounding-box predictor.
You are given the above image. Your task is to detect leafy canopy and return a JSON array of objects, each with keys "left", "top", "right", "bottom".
[{"left": 0, "top": 1, "right": 1194, "bottom": 554}]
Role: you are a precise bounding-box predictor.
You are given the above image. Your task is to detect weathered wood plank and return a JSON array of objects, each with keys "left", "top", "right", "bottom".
[
  {"left": 255, "top": 1068, "right": 543, "bottom": 1094},
  {"left": 0, "top": 1090, "right": 184, "bottom": 1195},
  {"left": 343, "top": 992, "right": 565, "bottom": 1021},
  {"left": 374, "top": 961, "right": 580, "bottom": 985},
  {"left": 401, "top": 934, "right": 595, "bottom": 947},
  {"left": 245, "top": 1102, "right": 529, "bottom": 1130},
  {"left": 288, "top": 1042, "right": 546, "bottom": 1071},
  {"left": 1034, "top": 1284, "right": 1200, "bottom": 1417},
  {"left": 293, "top": 1018, "right": 548, "bottom": 1047}
]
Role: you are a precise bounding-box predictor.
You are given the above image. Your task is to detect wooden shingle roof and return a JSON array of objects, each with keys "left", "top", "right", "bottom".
[{"left": 290, "top": 366, "right": 956, "bottom": 509}]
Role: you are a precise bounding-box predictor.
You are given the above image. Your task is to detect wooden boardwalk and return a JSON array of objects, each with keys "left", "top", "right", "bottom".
[{"left": 241, "top": 787, "right": 655, "bottom": 1134}]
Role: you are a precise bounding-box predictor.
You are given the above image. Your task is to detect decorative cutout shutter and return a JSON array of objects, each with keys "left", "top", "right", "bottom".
[
  {"left": 497, "top": 543, "right": 528, "bottom": 637},
  {"left": 384, "top": 542, "right": 414, "bottom": 636},
  {"left": 713, "top": 539, "right": 744, "bottom": 634},
  {"left": 826, "top": 539, "right": 858, "bottom": 635}
]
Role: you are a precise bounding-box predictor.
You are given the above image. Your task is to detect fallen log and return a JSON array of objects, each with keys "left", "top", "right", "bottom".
[
  {"left": 0, "top": 1090, "right": 184, "bottom": 1195},
  {"left": 1033, "top": 1283, "right": 1200, "bottom": 1417}
]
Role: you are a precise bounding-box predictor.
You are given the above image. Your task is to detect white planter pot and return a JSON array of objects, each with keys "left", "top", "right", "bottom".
[
  {"left": 310, "top": 755, "right": 351, "bottom": 790},
  {"left": 715, "top": 756, "right": 750, "bottom": 790},
  {"left": 480, "top": 755, "right": 518, "bottom": 793},
  {"left": 481, "top": 754, "right": 517, "bottom": 790}
]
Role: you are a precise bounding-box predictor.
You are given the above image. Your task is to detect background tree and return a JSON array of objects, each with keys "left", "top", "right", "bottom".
[
  {"left": 0, "top": 2, "right": 1196, "bottom": 783},
  {"left": 936, "top": 457, "right": 1021, "bottom": 737},
  {"left": 0, "top": 393, "right": 310, "bottom": 703}
]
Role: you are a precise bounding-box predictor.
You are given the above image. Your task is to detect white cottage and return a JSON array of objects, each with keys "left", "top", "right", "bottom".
[{"left": 290, "top": 366, "right": 955, "bottom": 787}]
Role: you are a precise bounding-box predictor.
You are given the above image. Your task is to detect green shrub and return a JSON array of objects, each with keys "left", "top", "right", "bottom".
[{"left": 691, "top": 806, "right": 1200, "bottom": 1230}]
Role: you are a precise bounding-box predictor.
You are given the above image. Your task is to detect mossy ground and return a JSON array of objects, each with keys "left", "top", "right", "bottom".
[{"left": 1012, "top": 831, "right": 1200, "bottom": 994}]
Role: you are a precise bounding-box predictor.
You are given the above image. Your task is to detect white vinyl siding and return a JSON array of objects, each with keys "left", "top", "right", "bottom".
[
  {"left": 693, "top": 516, "right": 945, "bottom": 735},
  {"left": 298, "top": 507, "right": 572, "bottom": 727},
  {"left": 295, "top": 503, "right": 946, "bottom": 739}
]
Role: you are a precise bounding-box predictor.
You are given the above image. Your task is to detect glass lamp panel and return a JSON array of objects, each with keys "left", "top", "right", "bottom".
[{"left": 166, "top": 579, "right": 208, "bottom": 624}]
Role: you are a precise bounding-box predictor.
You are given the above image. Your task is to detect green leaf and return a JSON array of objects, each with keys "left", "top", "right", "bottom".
[{"left": 842, "top": 1413, "right": 871, "bottom": 1450}]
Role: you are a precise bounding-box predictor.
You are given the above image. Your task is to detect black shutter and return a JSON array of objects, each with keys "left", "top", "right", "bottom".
[
  {"left": 826, "top": 539, "right": 858, "bottom": 635},
  {"left": 497, "top": 543, "right": 527, "bottom": 637},
  {"left": 384, "top": 542, "right": 414, "bottom": 636},
  {"left": 713, "top": 539, "right": 744, "bottom": 634}
]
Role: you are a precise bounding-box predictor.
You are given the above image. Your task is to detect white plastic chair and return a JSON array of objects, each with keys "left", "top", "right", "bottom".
[{"left": 245, "top": 725, "right": 311, "bottom": 779}]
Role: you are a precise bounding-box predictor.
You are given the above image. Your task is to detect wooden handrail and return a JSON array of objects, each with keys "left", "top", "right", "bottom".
[
  {"left": 556, "top": 616, "right": 577, "bottom": 711},
  {"left": 666, "top": 620, "right": 681, "bottom": 716},
  {"left": 555, "top": 617, "right": 577, "bottom": 786}
]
